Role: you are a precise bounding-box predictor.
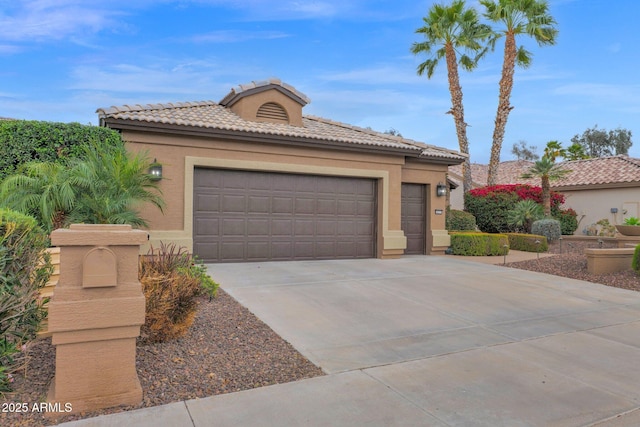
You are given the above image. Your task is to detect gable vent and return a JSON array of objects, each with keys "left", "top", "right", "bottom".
[{"left": 256, "top": 102, "right": 289, "bottom": 123}]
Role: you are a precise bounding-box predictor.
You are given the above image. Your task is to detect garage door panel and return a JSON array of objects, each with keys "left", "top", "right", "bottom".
[
  {"left": 317, "top": 199, "right": 336, "bottom": 214},
  {"left": 357, "top": 221, "right": 375, "bottom": 236},
  {"left": 295, "top": 220, "right": 314, "bottom": 236},
  {"left": 221, "top": 218, "right": 245, "bottom": 236},
  {"left": 219, "top": 242, "right": 245, "bottom": 261},
  {"left": 295, "top": 198, "right": 315, "bottom": 214},
  {"left": 337, "top": 200, "right": 356, "bottom": 215},
  {"left": 193, "top": 168, "right": 376, "bottom": 262},
  {"left": 195, "top": 194, "right": 219, "bottom": 211},
  {"left": 316, "top": 220, "right": 337, "bottom": 236},
  {"left": 221, "top": 195, "right": 245, "bottom": 212},
  {"left": 271, "top": 219, "right": 293, "bottom": 235},
  {"left": 248, "top": 196, "right": 270, "bottom": 213},
  {"left": 272, "top": 197, "right": 293, "bottom": 214},
  {"left": 270, "top": 242, "right": 293, "bottom": 259},
  {"left": 195, "top": 218, "right": 219, "bottom": 236}
]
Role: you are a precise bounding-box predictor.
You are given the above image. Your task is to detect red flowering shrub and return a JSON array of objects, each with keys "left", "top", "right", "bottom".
[
  {"left": 465, "top": 184, "right": 565, "bottom": 233},
  {"left": 468, "top": 184, "right": 564, "bottom": 210}
]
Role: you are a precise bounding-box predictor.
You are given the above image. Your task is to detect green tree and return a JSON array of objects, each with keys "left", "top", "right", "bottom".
[
  {"left": 521, "top": 156, "right": 570, "bottom": 217},
  {"left": 570, "top": 125, "right": 633, "bottom": 157},
  {"left": 543, "top": 140, "right": 566, "bottom": 162},
  {"left": 482, "top": 0, "right": 558, "bottom": 186},
  {"left": 412, "top": 0, "right": 493, "bottom": 196},
  {"left": 510, "top": 140, "right": 538, "bottom": 160},
  {"left": 564, "top": 142, "right": 589, "bottom": 161}
]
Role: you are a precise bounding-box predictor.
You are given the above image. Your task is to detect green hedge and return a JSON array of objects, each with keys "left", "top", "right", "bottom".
[
  {"left": 446, "top": 209, "right": 477, "bottom": 231},
  {"left": 450, "top": 232, "right": 509, "bottom": 256},
  {"left": 0, "top": 120, "right": 125, "bottom": 180},
  {"left": 506, "top": 233, "right": 548, "bottom": 252},
  {"left": 0, "top": 209, "right": 51, "bottom": 394}
]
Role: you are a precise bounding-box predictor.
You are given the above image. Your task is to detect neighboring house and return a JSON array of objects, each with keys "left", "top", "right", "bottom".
[
  {"left": 448, "top": 156, "right": 640, "bottom": 234},
  {"left": 98, "top": 78, "right": 465, "bottom": 262}
]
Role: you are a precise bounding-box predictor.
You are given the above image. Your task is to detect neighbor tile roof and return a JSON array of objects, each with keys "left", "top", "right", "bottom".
[
  {"left": 97, "top": 101, "right": 465, "bottom": 162},
  {"left": 448, "top": 155, "right": 640, "bottom": 189}
]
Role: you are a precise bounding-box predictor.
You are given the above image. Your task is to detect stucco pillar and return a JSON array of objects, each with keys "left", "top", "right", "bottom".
[{"left": 47, "top": 224, "right": 148, "bottom": 413}]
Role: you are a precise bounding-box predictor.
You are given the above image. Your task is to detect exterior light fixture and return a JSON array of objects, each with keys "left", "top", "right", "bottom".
[
  {"left": 436, "top": 182, "right": 447, "bottom": 197},
  {"left": 148, "top": 159, "right": 163, "bottom": 181}
]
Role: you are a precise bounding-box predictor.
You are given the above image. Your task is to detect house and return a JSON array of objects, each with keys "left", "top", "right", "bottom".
[
  {"left": 98, "top": 78, "right": 465, "bottom": 262},
  {"left": 448, "top": 156, "right": 640, "bottom": 234}
]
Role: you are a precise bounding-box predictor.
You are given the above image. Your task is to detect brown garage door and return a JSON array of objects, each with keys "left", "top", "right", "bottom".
[
  {"left": 193, "top": 168, "right": 376, "bottom": 262},
  {"left": 401, "top": 183, "right": 426, "bottom": 255}
]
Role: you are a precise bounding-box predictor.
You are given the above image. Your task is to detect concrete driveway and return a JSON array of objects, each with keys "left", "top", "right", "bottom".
[
  {"left": 59, "top": 256, "right": 640, "bottom": 427},
  {"left": 205, "top": 256, "right": 640, "bottom": 427}
]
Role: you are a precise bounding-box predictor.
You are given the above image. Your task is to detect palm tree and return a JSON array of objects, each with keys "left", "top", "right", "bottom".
[
  {"left": 482, "top": 0, "right": 558, "bottom": 186},
  {"left": 0, "top": 144, "right": 165, "bottom": 232},
  {"left": 412, "top": 0, "right": 493, "bottom": 196},
  {"left": 521, "top": 156, "right": 569, "bottom": 217},
  {"left": 543, "top": 140, "right": 566, "bottom": 162},
  {"left": 66, "top": 146, "right": 165, "bottom": 227},
  {"left": 0, "top": 162, "right": 77, "bottom": 233}
]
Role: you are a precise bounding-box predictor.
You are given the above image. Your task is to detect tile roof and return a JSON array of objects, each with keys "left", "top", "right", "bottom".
[
  {"left": 220, "top": 78, "right": 311, "bottom": 106},
  {"left": 97, "top": 100, "right": 465, "bottom": 163},
  {"left": 448, "top": 155, "right": 640, "bottom": 189}
]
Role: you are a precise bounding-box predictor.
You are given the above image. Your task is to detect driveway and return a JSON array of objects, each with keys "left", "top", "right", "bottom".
[
  {"left": 58, "top": 256, "right": 640, "bottom": 427},
  {"left": 205, "top": 256, "right": 640, "bottom": 426}
]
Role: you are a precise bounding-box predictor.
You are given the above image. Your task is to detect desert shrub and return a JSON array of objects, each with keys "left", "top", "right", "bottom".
[
  {"left": 0, "top": 209, "right": 51, "bottom": 393},
  {"left": 449, "top": 232, "right": 509, "bottom": 256},
  {"left": 465, "top": 184, "right": 565, "bottom": 234},
  {"left": 446, "top": 209, "right": 477, "bottom": 231},
  {"left": 506, "top": 200, "right": 544, "bottom": 233},
  {"left": 138, "top": 243, "right": 218, "bottom": 344},
  {"left": 506, "top": 233, "right": 548, "bottom": 252},
  {"left": 531, "top": 219, "right": 562, "bottom": 242},
  {"left": 555, "top": 208, "right": 578, "bottom": 235},
  {"left": 632, "top": 245, "right": 640, "bottom": 273},
  {"left": 0, "top": 119, "right": 125, "bottom": 180}
]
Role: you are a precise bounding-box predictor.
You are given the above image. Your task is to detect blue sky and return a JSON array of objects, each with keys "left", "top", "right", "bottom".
[{"left": 1, "top": 0, "right": 639, "bottom": 164}]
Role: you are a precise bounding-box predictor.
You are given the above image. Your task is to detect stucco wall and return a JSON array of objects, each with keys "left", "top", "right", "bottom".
[
  {"left": 560, "top": 187, "right": 640, "bottom": 235},
  {"left": 123, "top": 131, "right": 450, "bottom": 257}
]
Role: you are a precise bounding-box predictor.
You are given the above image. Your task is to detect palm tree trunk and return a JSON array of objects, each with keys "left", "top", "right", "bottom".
[
  {"left": 487, "top": 31, "right": 517, "bottom": 186},
  {"left": 444, "top": 43, "right": 472, "bottom": 197},
  {"left": 542, "top": 175, "right": 551, "bottom": 217}
]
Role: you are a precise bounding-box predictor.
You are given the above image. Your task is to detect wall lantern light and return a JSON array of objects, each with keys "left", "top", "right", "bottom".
[
  {"left": 148, "top": 159, "right": 163, "bottom": 181},
  {"left": 436, "top": 182, "right": 447, "bottom": 197}
]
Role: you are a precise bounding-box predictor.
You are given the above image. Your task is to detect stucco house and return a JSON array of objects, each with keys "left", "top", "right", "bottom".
[
  {"left": 449, "top": 156, "right": 640, "bottom": 234},
  {"left": 98, "top": 78, "right": 465, "bottom": 262}
]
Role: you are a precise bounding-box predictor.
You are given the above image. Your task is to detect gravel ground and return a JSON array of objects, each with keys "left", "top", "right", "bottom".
[
  {"left": 0, "top": 289, "right": 324, "bottom": 427},
  {"left": 2, "top": 241, "right": 638, "bottom": 427}
]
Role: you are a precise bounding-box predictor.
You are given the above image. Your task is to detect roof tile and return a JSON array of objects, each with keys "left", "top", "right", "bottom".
[{"left": 97, "top": 101, "right": 465, "bottom": 162}]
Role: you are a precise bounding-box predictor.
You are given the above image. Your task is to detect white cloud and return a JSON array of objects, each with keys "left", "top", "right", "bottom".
[
  {"left": 0, "top": 1, "right": 125, "bottom": 42},
  {"left": 190, "top": 30, "right": 290, "bottom": 43}
]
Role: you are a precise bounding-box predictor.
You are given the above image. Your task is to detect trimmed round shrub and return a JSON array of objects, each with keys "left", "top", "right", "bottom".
[
  {"left": 0, "top": 209, "right": 51, "bottom": 393},
  {"left": 449, "top": 232, "right": 509, "bottom": 256},
  {"left": 446, "top": 209, "right": 477, "bottom": 231},
  {"left": 531, "top": 218, "right": 562, "bottom": 242}
]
